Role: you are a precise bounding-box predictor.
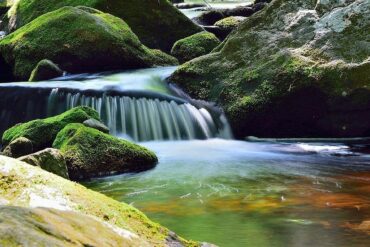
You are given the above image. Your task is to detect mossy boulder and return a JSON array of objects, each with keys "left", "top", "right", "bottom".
[
  {"left": 0, "top": 6, "right": 177, "bottom": 81},
  {"left": 171, "top": 0, "right": 370, "bottom": 138},
  {"left": 18, "top": 148, "right": 69, "bottom": 179},
  {"left": 215, "top": 16, "right": 246, "bottom": 30},
  {"left": 0, "top": 155, "right": 198, "bottom": 246},
  {"left": 28, "top": 59, "right": 63, "bottom": 82},
  {"left": 6, "top": 0, "right": 202, "bottom": 52},
  {"left": 171, "top": 32, "right": 220, "bottom": 63},
  {"left": 52, "top": 123, "right": 158, "bottom": 180},
  {"left": 2, "top": 106, "right": 100, "bottom": 151}
]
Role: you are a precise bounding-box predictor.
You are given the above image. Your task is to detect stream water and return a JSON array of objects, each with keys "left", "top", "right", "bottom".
[
  {"left": 1, "top": 65, "right": 369, "bottom": 246},
  {"left": 85, "top": 139, "right": 370, "bottom": 247}
]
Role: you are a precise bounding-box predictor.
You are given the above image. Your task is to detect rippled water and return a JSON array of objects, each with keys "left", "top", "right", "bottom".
[{"left": 84, "top": 139, "right": 370, "bottom": 246}]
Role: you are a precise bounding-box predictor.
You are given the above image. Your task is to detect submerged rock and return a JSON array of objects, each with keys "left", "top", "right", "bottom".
[
  {"left": 2, "top": 106, "right": 100, "bottom": 151},
  {"left": 171, "top": 31, "right": 220, "bottom": 63},
  {"left": 28, "top": 59, "right": 63, "bottom": 82},
  {"left": 2, "top": 137, "right": 33, "bottom": 158},
  {"left": 52, "top": 123, "right": 158, "bottom": 180},
  {"left": 0, "top": 6, "right": 177, "bottom": 81},
  {"left": 0, "top": 156, "right": 197, "bottom": 246},
  {"left": 5, "top": 0, "right": 202, "bottom": 52},
  {"left": 18, "top": 148, "right": 69, "bottom": 179},
  {"left": 171, "top": 0, "right": 370, "bottom": 138}
]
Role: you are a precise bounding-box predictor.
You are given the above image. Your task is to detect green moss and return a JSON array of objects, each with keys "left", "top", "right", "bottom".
[
  {"left": 171, "top": 31, "right": 221, "bottom": 63},
  {"left": 0, "top": 6, "right": 176, "bottom": 80},
  {"left": 7, "top": 0, "right": 202, "bottom": 52},
  {"left": 0, "top": 156, "right": 199, "bottom": 246},
  {"left": 52, "top": 123, "right": 158, "bottom": 180},
  {"left": 215, "top": 16, "right": 245, "bottom": 29},
  {"left": 2, "top": 106, "right": 100, "bottom": 150}
]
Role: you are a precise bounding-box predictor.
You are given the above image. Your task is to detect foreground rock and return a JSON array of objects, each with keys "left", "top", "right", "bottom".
[
  {"left": 0, "top": 6, "right": 177, "bottom": 81},
  {"left": 53, "top": 124, "right": 157, "bottom": 180},
  {"left": 171, "top": 32, "right": 220, "bottom": 63},
  {"left": 2, "top": 106, "right": 99, "bottom": 152},
  {"left": 5, "top": 0, "right": 202, "bottom": 52},
  {"left": 171, "top": 0, "right": 370, "bottom": 138},
  {"left": 18, "top": 148, "right": 69, "bottom": 179},
  {"left": 0, "top": 156, "right": 198, "bottom": 246}
]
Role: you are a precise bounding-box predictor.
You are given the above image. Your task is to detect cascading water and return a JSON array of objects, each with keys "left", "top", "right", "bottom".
[{"left": 0, "top": 67, "right": 233, "bottom": 142}]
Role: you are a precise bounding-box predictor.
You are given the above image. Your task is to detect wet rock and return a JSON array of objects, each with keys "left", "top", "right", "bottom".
[
  {"left": 52, "top": 123, "right": 157, "bottom": 180},
  {"left": 28, "top": 59, "right": 63, "bottom": 82},
  {"left": 83, "top": 118, "right": 110, "bottom": 134},
  {"left": 2, "top": 106, "right": 100, "bottom": 151},
  {"left": 2, "top": 137, "right": 33, "bottom": 158},
  {"left": 18, "top": 148, "right": 69, "bottom": 179},
  {"left": 171, "top": 31, "right": 220, "bottom": 63},
  {"left": 171, "top": 0, "right": 370, "bottom": 138},
  {"left": 194, "top": 10, "right": 225, "bottom": 25},
  {"left": 175, "top": 3, "right": 207, "bottom": 9}
]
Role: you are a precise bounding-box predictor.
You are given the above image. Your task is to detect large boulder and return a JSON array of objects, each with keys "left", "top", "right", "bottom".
[
  {"left": 0, "top": 155, "right": 197, "bottom": 246},
  {"left": 0, "top": 6, "right": 177, "bottom": 81},
  {"left": 2, "top": 106, "right": 100, "bottom": 151},
  {"left": 5, "top": 0, "right": 202, "bottom": 52},
  {"left": 52, "top": 123, "right": 158, "bottom": 180},
  {"left": 18, "top": 148, "right": 69, "bottom": 179},
  {"left": 171, "top": 0, "right": 370, "bottom": 138},
  {"left": 171, "top": 31, "right": 220, "bottom": 63}
]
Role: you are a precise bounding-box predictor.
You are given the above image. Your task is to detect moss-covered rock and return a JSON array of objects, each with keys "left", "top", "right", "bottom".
[
  {"left": 52, "top": 123, "right": 158, "bottom": 180},
  {"left": 18, "top": 148, "right": 69, "bottom": 179},
  {"left": 0, "top": 6, "right": 177, "bottom": 81},
  {"left": 171, "top": 0, "right": 370, "bottom": 138},
  {"left": 171, "top": 31, "right": 220, "bottom": 63},
  {"left": 0, "top": 155, "right": 199, "bottom": 246},
  {"left": 2, "top": 106, "right": 100, "bottom": 151},
  {"left": 6, "top": 0, "right": 202, "bottom": 52},
  {"left": 215, "top": 16, "right": 246, "bottom": 30},
  {"left": 28, "top": 59, "right": 63, "bottom": 82}
]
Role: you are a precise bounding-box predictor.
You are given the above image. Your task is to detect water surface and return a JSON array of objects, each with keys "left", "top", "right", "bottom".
[{"left": 85, "top": 139, "right": 370, "bottom": 246}]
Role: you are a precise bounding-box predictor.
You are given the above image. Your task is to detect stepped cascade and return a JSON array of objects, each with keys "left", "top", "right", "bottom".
[{"left": 0, "top": 67, "right": 233, "bottom": 142}]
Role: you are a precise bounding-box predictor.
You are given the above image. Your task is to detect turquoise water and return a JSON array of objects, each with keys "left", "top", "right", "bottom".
[{"left": 84, "top": 139, "right": 370, "bottom": 246}]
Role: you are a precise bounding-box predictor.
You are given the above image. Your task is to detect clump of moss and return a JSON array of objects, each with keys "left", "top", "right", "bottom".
[
  {"left": 171, "top": 32, "right": 221, "bottom": 63},
  {"left": 0, "top": 6, "right": 176, "bottom": 81},
  {"left": 2, "top": 106, "right": 100, "bottom": 150},
  {"left": 6, "top": 0, "right": 202, "bottom": 52},
  {"left": 28, "top": 59, "right": 63, "bottom": 82},
  {"left": 52, "top": 123, "right": 158, "bottom": 180},
  {"left": 215, "top": 16, "right": 246, "bottom": 30}
]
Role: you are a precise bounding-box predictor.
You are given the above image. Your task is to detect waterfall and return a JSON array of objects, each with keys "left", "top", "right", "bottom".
[
  {"left": 46, "top": 89, "right": 232, "bottom": 141},
  {"left": 0, "top": 67, "right": 233, "bottom": 142}
]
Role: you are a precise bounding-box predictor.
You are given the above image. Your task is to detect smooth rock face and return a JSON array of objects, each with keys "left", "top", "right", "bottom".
[
  {"left": 0, "top": 206, "right": 139, "bottom": 247},
  {"left": 0, "top": 6, "right": 176, "bottom": 81},
  {"left": 18, "top": 148, "right": 69, "bottom": 179},
  {"left": 2, "top": 137, "right": 33, "bottom": 158},
  {"left": 0, "top": 156, "right": 195, "bottom": 246},
  {"left": 171, "top": 0, "right": 370, "bottom": 138},
  {"left": 52, "top": 124, "right": 158, "bottom": 180},
  {"left": 28, "top": 59, "right": 63, "bottom": 82},
  {"left": 5, "top": 0, "right": 202, "bottom": 52},
  {"left": 83, "top": 118, "right": 110, "bottom": 134},
  {"left": 171, "top": 31, "right": 221, "bottom": 63}
]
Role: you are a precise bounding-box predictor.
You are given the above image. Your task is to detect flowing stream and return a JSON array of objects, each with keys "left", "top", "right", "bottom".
[
  {"left": 1, "top": 66, "right": 370, "bottom": 246},
  {"left": 84, "top": 139, "right": 370, "bottom": 247}
]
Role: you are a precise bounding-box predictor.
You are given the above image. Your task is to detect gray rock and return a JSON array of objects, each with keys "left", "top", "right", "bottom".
[
  {"left": 29, "top": 59, "right": 63, "bottom": 82},
  {"left": 19, "top": 148, "right": 69, "bottom": 179},
  {"left": 2, "top": 137, "right": 33, "bottom": 158},
  {"left": 83, "top": 118, "right": 110, "bottom": 133}
]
